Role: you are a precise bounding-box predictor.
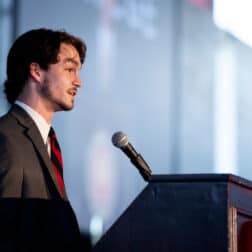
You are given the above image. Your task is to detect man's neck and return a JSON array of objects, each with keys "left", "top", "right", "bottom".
[{"left": 17, "top": 98, "right": 54, "bottom": 124}]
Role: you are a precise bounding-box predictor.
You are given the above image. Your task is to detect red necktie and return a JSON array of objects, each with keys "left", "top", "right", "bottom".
[{"left": 49, "top": 127, "right": 66, "bottom": 198}]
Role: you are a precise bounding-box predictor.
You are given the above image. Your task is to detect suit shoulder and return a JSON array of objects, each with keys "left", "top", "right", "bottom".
[{"left": 0, "top": 110, "right": 22, "bottom": 133}]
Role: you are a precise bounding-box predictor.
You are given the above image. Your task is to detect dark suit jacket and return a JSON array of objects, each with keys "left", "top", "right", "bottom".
[
  {"left": 0, "top": 104, "right": 65, "bottom": 199},
  {"left": 0, "top": 105, "right": 82, "bottom": 251}
]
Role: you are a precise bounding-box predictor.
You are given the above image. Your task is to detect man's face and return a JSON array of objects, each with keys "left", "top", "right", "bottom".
[{"left": 40, "top": 43, "right": 82, "bottom": 112}]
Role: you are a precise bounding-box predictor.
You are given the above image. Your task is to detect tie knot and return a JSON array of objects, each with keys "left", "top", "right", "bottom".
[
  {"left": 49, "top": 127, "right": 61, "bottom": 152},
  {"left": 49, "top": 127, "right": 56, "bottom": 138}
]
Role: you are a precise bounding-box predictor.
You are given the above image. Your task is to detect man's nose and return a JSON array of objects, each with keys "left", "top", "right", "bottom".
[{"left": 73, "top": 75, "right": 82, "bottom": 87}]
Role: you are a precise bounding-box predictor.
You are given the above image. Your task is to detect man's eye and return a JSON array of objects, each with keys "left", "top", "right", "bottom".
[{"left": 66, "top": 68, "right": 75, "bottom": 73}]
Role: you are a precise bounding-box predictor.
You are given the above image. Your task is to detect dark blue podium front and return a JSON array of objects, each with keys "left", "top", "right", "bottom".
[{"left": 92, "top": 174, "right": 252, "bottom": 252}]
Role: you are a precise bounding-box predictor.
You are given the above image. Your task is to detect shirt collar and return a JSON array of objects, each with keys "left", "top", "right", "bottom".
[{"left": 15, "top": 101, "right": 51, "bottom": 144}]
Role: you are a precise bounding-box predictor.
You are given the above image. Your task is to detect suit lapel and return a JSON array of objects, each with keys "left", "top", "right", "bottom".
[
  {"left": 9, "top": 105, "right": 63, "bottom": 198},
  {"left": 26, "top": 126, "right": 63, "bottom": 197}
]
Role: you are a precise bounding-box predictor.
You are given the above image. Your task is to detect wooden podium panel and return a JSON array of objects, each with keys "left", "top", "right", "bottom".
[
  {"left": 92, "top": 174, "right": 252, "bottom": 252},
  {"left": 228, "top": 178, "right": 252, "bottom": 252}
]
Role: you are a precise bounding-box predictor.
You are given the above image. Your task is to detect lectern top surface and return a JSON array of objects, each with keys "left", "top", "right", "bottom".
[{"left": 149, "top": 173, "right": 252, "bottom": 189}]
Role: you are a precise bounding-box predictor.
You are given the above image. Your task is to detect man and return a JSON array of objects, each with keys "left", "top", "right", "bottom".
[{"left": 0, "top": 28, "right": 87, "bottom": 251}]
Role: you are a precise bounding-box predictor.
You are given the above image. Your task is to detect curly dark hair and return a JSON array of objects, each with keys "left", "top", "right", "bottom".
[{"left": 4, "top": 28, "right": 87, "bottom": 104}]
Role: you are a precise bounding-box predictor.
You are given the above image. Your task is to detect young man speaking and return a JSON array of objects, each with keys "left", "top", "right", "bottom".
[{"left": 0, "top": 28, "right": 87, "bottom": 251}]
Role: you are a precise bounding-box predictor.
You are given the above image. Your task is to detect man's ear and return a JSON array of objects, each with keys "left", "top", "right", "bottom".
[{"left": 29, "top": 63, "right": 43, "bottom": 83}]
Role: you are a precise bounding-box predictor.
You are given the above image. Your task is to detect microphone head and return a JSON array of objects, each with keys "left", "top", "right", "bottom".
[{"left": 112, "top": 131, "right": 128, "bottom": 148}]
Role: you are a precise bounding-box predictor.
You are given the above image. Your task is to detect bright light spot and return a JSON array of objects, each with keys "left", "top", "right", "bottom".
[
  {"left": 89, "top": 215, "right": 104, "bottom": 244},
  {"left": 213, "top": 0, "right": 252, "bottom": 47}
]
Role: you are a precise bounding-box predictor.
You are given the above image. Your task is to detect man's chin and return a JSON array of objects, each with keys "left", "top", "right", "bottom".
[{"left": 56, "top": 103, "right": 74, "bottom": 112}]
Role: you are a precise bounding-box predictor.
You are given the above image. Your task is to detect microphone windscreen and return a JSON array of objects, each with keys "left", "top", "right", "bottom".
[{"left": 112, "top": 131, "right": 128, "bottom": 148}]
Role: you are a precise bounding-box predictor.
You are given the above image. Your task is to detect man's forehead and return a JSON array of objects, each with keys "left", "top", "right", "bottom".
[{"left": 58, "top": 43, "right": 81, "bottom": 65}]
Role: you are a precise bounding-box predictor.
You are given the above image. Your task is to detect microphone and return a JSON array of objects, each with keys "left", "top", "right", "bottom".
[{"left": 112, "top": 131, "right": 152, "bottom": 181}]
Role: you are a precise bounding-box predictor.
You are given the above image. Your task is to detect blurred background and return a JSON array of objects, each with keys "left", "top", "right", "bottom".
[{"left": 1, "top": 0, "right": 252, "bottom": 246}]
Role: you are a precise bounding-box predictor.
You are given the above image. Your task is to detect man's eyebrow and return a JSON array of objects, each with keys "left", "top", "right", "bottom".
[{"left": 63, "top": 58, "right": 80, "bottom": 66}]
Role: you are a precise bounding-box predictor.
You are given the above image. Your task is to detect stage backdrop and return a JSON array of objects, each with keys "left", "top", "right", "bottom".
[{"left": 1, "top": 0, "right": 252, "bottom": 240}]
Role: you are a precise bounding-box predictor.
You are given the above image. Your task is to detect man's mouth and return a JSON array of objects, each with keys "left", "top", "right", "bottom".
[{"left": 68, "top": 89, "right": 77, "bottom": 96}]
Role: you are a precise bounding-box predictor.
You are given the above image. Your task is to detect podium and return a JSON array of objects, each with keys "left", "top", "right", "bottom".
[{"left": 92, "top": 174, "right": 252, "bottom": 252}]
